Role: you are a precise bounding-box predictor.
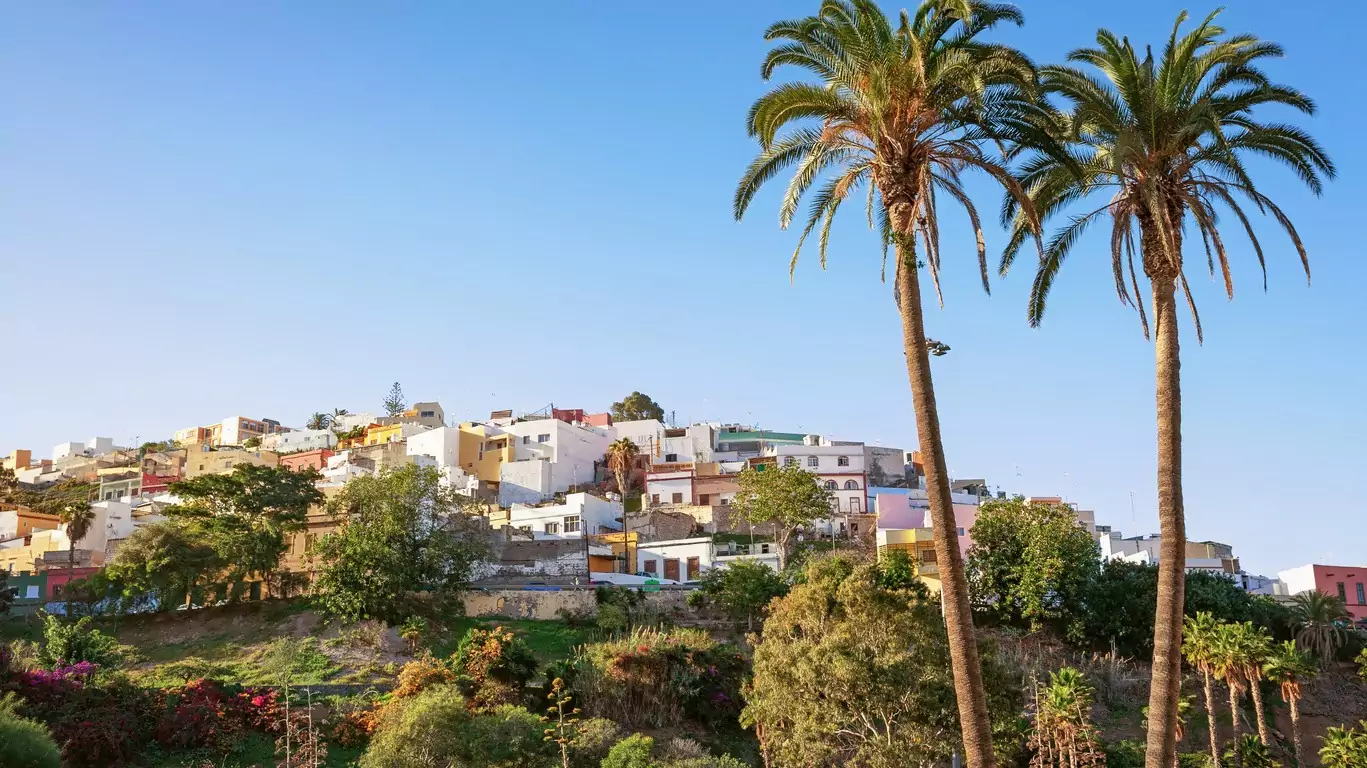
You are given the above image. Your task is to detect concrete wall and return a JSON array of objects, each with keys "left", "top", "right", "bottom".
[
  {"left": 53, "top": 442, "right": 84, "bottom": 461},
  {"left": 499, "top": 459, "right": 554, "bottom": 506},
  {"left": 263, "top": 429, "right": 337, "bottom": 453},
  {"left": 646, "top": 475, "right": 693, "bottom": 505},
  {"left": 461, "top": 587, "right": 693, "bottom": 621}
]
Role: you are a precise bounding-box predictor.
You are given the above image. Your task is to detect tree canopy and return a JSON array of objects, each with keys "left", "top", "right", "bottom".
[
  {"left": 609, "top": 392, "right": 664, "bottom": 422},
  {"left": 967, "top": 496, "right": 1100, "bottom": 635},
  {"left": 310, "top": 464, "right": 489, "bottom": 622},
  {"left": 383, "top": 381, "right": 407, "bottom": 417},
  {"left": 729, "top": 464, "right": 832, "bottom": 571}
]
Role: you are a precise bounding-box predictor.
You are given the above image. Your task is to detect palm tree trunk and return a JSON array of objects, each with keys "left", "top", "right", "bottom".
[
  {"left": 1289, "top": 694, "right": 1303, "bottom": 767},
  {"left": 1228, "top": 682, "right": 1241, "bottom": 739},
  {"left": 1250, "top": 680, "right": 1269, "bottom": 745},
  {"left": 1203, "top": 670, "right": 1221, "bottom": 768},
  {"left": 891, "top": 207, "right": 995, "bottom": 768},
  {"left": 67, "top": 539, "right": 75, "bottom": 617},
  {"left": 1143, "top": 275, "right": 1187, "bottom": 768}
]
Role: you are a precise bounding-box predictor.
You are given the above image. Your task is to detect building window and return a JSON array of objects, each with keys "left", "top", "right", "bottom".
[
  {"left": 545, "top": 522, "right": 559, "bottom": 534},
  {"left": 643, "top": 559, "right": 657, "bottom": 575},
  {"left": 807, "top": 456, "right": 819, "bottom": 467},
  {"left": 837, "top": 455, "right": 849, "bottom": 467},
  {"left": 420, "top": 411, "right": 435, "bottom": 418},
  {"left": 665, "top": 453, "right": 678, "bottom": 462},
  {"left": 522, "top": 436, "right": 529, "bottom": 445},
  {"left": 920, "top": 549, "right": 936, "bottom": 564},
  {"left": 671, "top": 492, "right": 683, "bottom": 504},
  {"left": 24, "top": 585, "right": 38, "bottom": 599},
  {"left": 651, "top": 494, "right": 660, "bottom": 505},
  {"left": 824, "top": 480, "right": 837, "bottom": 490},
  {"left": 1338, "top": 582, "right": 1347, "bottom": 602},
  {"left": 844, "top": 479, "right": 859, "bottom": 490},
  {"left": 1358, "top": 583, "right": 1365, "bottom": 605},
  {"left": 760, "top": 543, "right": 770, "bottom": 554},
  {"left": 517, "top": 525, "right": 532, "bottom": 534},
  {"left": 783, "top": 456, "right": 796, "bottom": 466},
  {"left": 564, "top": 516, "right": 580, "bottom": 533},
  {"left": 537, "top": 434, "right": 551, "bottom": 443},
  {"left": 849, "top": 497, "right": 860, "bottom": 513},
  {"left": 698, "top": 494, "right": 710, "bottom": 505},
  {"left": 956, "top": 527, "right": 966, "bottom": 536},
  {"left": 719, "top": 496, "right": 730, "bottom": 506}
]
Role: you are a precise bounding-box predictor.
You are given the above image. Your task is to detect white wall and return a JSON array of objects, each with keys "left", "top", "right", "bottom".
[
  {"left": 263, "top": 429, "right": 337, "bottom": 453},
  {"left": 505, "top": 493, "right": 622, "bottom": 539},
  {"left": 1278, "top": 564, "right": 1317, "bottom": 595},
  {"left": 500, "top": 460, "right": 554, "bottom": 506},
  {"left": 333, "top": 412, "right": 377, "bottom": 431},
  {"left": 86, "top": 437, "right": 116, "bottom": 455},
  {"left": 53, "top": 442, "right": 84, "bottom": 460},
  {"left": 636, "top": 537, "right": 713, "bottom": 579},
  {"left": 407, "top": 427, "right": 461, "bottom": 468},
  {"left": 499, "top": 420, "right": 608, "bottom": 502},
  {"left": 646, "top": 475, "right": 692, "bottom": 505},
  {"left": 611, "top": 420, "right": 665, "bottom": 454}
]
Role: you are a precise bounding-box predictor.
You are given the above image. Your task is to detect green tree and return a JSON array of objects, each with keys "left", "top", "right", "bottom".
[
  {"left": 359, "top": 685, "right": 553, "bottom": 768},
  {"left": 383, "top": 381, "right": 407, "bottom": 417},
  {"left": 305, "top": 412, "right": 332, "bottom": 431},
  {"left": 729, "top": 464, "right": 831, "bottom": 572},
  {"left": 1182, "top": 612, "right": 1223, "bottom": 768},
  {"left": 733, "top": 3, "right": 1056, "bottom": 762},
  {"left": 165, "top": 464, "right": 321, "bottom": 592},
  {"left": 57, "top": 500, "right": 97, "bottom": 618},
  {"left": 1212, "top": 621, "right": 1269, "bottom": 744},
  {"left": 0, "top": 570, "right": 10, "bottom": 615},
  {"left": 1264, "top": 640, "right": 1317, "bottom": 768},
  {"left": 605, "top": 438, "right": 639, "bottom": 500},
  {"left": 1291, "top": 590, "right": 1351, "bottom": 662},
  {"left": 310, "top": 464, "right": 488, "bottom": 622},
  {"left": 609, "top": 392, "right": 664, "bottom": 422},
  {"left": 105, "top": 520, "right": 223, "bottom": 610},
  {"left": 743, "top": 557, "right": 1021, "bottom": 767},
  {"left": 966, "top": 497, "right": 1100, "bottom": 634},
  {"left": 243, "top": 436, "right": 262, "bottom": 449},
  {"left": 693, "top": 560, "right": 788, "bottom": 630},
  {"left": 1003, "top": 12, "right": 1333, "bottom": 765},
  {"left": 0, "top": 467, "right": 18, "bottom": 505}
]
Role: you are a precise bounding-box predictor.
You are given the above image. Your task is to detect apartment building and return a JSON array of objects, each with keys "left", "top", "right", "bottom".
[
  {"left": 175, "top": 416, "right": 289, "bottom": 448},
  {"left": 1279, "top": 564, "right": 1367, "bottom": 622},
  {"left": 182, "top": 446, "right": 280, "bottom": 479}
]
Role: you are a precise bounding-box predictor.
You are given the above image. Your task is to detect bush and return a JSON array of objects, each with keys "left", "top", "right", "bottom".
[
  {"left": 565, "top": 717, "right": 622, "bottom": 768},
  {"left": 0, "top": 694, "right": 61, "bottom": 768},
  {"left": 35, "top": 616, "right": 122, "bottom": 669},
  {"left": 393, "top": 653, "right": 457, "bottom": 698},
  {"left": 694, "top": 560, "right": 788, "bottom": 630},
  {"left": 573, "top": 627, "right": 746, "bottom": 730},
  {"left": 1104, "top": 739, "right": 1145, "bottom": 768},
  {"left": 603, "top": 733, "right": 655, "bottom": 768},
  {"left": 155, "top": 679, "right": 282, "bottom": 752},
  {"left": 9, "top": 671, "right": 160, "bottom": 767},
  {"left": 451, "top": 627, "right": 538, "bottom": 708},
  {"left": 359, "top": 685, "right": 554, "bottom": 768}
]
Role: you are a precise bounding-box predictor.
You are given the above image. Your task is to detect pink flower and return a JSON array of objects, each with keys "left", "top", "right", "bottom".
[{"left": 251, "top": 696, "right": 266, "bottom": 707}]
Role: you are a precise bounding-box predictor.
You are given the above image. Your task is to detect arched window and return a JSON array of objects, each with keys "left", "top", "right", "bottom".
[
  {"left": 824, "top": 480, "right": 837, "bottom": 490},
  {"left": 844, "top": 480, "right": 859, "bottom": 490}
]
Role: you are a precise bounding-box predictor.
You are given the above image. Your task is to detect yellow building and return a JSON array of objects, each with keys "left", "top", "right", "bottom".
[
  {"left": 876, "top": 528, "right": 941, "bottom": 594},
  {"left": 0, "top": 505, "right": 61, "bottom": 540},
  {"left": 182, "top": 447, "right": 280, "bottom": 479},
  {"left": 2, "top": 450, "right": 32, "bottom": 472},
  {"left": 0, "top": 529, "right": 71, "bottom": 574},
  {"left": 457, "top": 423, "right": 515, "bottom": 483}
]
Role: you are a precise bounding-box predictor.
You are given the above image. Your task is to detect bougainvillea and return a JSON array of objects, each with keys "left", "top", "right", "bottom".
[{"left": 156, "top": 679, "right": 283, "bottom": 751}]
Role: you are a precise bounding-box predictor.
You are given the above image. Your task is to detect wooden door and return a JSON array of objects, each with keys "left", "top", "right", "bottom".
[
  {"left": 686, "top": 557, "right": 700, "bottom": 580},
  {"left": 664, "top": 559, "right": 680, "bottom": 581}
]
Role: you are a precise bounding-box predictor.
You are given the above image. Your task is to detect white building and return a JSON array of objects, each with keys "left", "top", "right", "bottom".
[
  {"left": 635, "top": 536, "right": 782, "bottom": 581},
  {"left": 332, "top": 412, "right": 377, "bottom": 432},
  {"left": 318, "top": 450, "right": 375, "bottom": 488},
  {"left": 659, "top": 424, "right": 716, "bottom": 465},
  {"left": 262, "top": 429, "right": 337, "bottom": 453},
  {"left": 503, "top": 493, "right": 622, "bottom": 540},
  {"left": 406, "top": 428, "right": 479, "bottom": 494},
  {"left": 611, "top": 419, "right": 666, "bottom": 457},
  {"left": 497, "top": 419, "right": 611, "bottom": 506},
  {"left": 645, "top": 468, "right": 694, "bottom": 506},
  {"left": 771, "top": 441, "right": 868, "bottom": 516},
  {"left": 52, "top": 442, "right": 84, "bottom": 461}
]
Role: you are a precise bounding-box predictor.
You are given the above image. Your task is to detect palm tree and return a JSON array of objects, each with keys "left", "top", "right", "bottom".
[
  {"left": 59, "top": 500, "right": 98, "bottom": 617},
  {"left": 1183, "top": 612, "right": 1223, "bottom": 768},
  {"left": 1001, "top": 12, "right": 1333, "bottom": 765},
  {"left": 734, "top": 3, "right": 1052, "bottom": 762},
  {"left": 305, "top": 412, "right": 332, "bottom": 431},
  {"left": 605, "top": 438, "right": 639, "bottom": 504},
  {"left": 1143, "top": 694, "right": 1194, "bottom": 768},
  {"left": 1233, "top": 622, "right": 1273, "bottom": 746},
  {"left": 1264, "top": 640, "right": 1317, "bottom": 767},
  {"left": 1212, "top": 622, "right": 1248, "bottom": 740},
  {"left": 1292, "top": 591, "right": 1351, "bottom": 662}
]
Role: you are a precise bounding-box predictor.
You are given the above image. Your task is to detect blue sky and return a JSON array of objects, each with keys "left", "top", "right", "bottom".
[{"left": 1, "top": 1, "right": 1362, "bottom": 576}]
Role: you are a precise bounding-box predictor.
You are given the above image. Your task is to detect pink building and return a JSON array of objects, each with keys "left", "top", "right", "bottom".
[
  {"left": 1278, "top": 563, "right": 1367, "bottom": 622},
  {"left": 873, "top": 493, "right": 975, "bottom": 556}
]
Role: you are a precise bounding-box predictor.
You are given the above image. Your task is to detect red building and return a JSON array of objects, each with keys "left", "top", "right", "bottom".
[
  {"left": 280, "top": 449, "right": 335, "bottom": 474},
  {"left": 552, "top": 408, "right": 613, "bottom": 427},
  {"left": 47, "top": 566, "right": 101, "bottom": 600},
  {"left": 141, "top": 472, "right": 179, "bottom": 495}
]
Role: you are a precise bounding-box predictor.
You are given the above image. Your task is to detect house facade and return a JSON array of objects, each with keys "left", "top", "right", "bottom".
[{"left": 1278, "top": 564, "right": 1367, "bottom": 622}]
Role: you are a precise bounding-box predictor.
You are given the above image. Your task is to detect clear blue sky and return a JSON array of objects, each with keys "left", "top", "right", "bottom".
[{"left": 2, "top": 2, "right": 1362, "bottom": 577}]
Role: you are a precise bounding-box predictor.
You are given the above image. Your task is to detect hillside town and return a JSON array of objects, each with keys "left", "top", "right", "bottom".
[{"left": 0, "top": 387, "right": 1341, "bottom": 615}]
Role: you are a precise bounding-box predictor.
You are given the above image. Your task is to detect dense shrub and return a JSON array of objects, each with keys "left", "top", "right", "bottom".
[
  {"left": 358, "top": 684, "right": 554, "bottom": 768},
  {"left": 603, "top": 733, "right": 655, "bottom": 768},
  {"left": 392, "top": 653, "right": 457, "bottom": 698},
  {"left": 8, "top": 670, "right": 159, "bottom": 767},
  {"left": 155, "top": 679, "right": 282, "bottom": 752},
  {"left": 35, "top": 616, "right": 123, "bottom": 669},
  {"left": 573, "top": 627, "right": 746, "bottom": 730},
  {"left": 451, "top": 626, "right": 538, "bottom": 708},
  {"left": 0, "top": 694, "right": 61, "bottom": 768},
  {"left": 601, "top": 733, "right": 748, "bottom": 768},
  {"left": 565, "top": 716, "right": 623, "bottom": 768}
]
